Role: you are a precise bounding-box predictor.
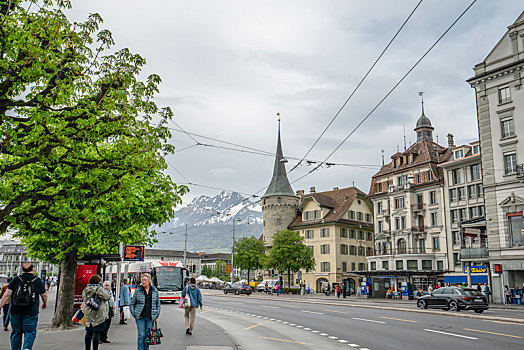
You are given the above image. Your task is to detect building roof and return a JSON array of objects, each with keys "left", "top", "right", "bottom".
[
  {"left": 263, "top": 120, "right": 296, "bottom": 198},
  {"left": 415, "top": 113, "right": 433, "bottom": 130},
  {"left": 145, "top": 248, "right": 200, "bottom": 259},
  {"left": 289, "top": 187, "right": 373, "bottom": 229},
  {"left": 0, "top": 243, "right": 26, "bottom": 254},
  {"left": 199, "top": 253, "right": 231, "bottom": 262}
]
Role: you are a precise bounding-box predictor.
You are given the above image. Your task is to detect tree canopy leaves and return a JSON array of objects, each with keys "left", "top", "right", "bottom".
[{"left": 233, "top": 236, "right": 265, "bottom": 282}]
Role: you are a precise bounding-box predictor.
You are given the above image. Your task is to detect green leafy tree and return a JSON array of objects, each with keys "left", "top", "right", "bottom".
[
  {"left": 233, "top": 236, "right": 265, "bottom": 283},
  {"left": 266, "top": 230, "right": 314, "bottom": 290},
  {"left": 200, "top": 265, "right": 212, "bottom": 277},
  {"left": 0, "top": 1, "right": 187, "bottom": 328}
]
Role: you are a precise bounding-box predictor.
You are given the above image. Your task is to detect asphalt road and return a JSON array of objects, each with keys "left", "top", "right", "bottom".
[{"left": 202, "top": 293, "right": 524, "bottom": 350}]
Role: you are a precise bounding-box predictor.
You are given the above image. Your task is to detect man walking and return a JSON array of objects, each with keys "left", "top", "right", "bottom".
[
  {"left": 0, "top": 263, "right": 47, "bottom": 350},
  {"left": 483, "top": 283, "right": 491, "bottom": 304},
  {"left": 119, "top": 278, "right": 131, "bottom": 325}
]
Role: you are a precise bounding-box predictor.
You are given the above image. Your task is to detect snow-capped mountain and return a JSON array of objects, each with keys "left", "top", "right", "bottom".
[{"left": 153, "top": 191, "right": 263, "bottom": 252}]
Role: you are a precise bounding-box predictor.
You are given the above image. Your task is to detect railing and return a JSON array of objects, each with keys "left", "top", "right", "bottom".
[
  {"left": 411, "top": 203, "right": 426, "bottom": 211},
  {"left": 372, "top": 247, "right": 440, "bottom": 256},
  {"left": 411, "top": 225, "right": 427, "bottom": 232},
  {"left": 460, "top": 247, "right": 488, "bottom": 260},
  {"left": 378, "top": 208, "right": 390, "bottom": 216}
]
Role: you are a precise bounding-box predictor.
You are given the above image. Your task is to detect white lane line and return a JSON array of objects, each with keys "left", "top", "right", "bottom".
[
  {"left": 296, "top": 325, "right": 303, "bottom": 328},
  {"left": 302, "top": 310, "right": 325, "bottom": 315},
  {"left": 348, "top": 344, "right": 359, "bottom": 347},
  {"left": 329, "top": 336, "right": 338, "bottom": 339},
  {"left": 360, "top": 348, "right": 370, "bottom": 350},
  {"left": 311, "top": 330, "right": 319, "bottom": 333},
  {"left": 269, "top": 318, "right": 275, "bottom": 321},
  {"left": 320, "top": 333, "right": 329, "bottom": 336},
  {"left": 338, "top": 340, "right": 348, "bottom": 343},
  {"left": 283, "top": 322, "right": 289, "bottom": 324},
  {"left": 303, "top": 328, "right": 311, "bottom": 331},
  {"left": 289, "top": 323, "right": 296, "bottom": 326},
  {"left": 424, "top": 329, "right": 478, "bottom": 340},
  {"left": 261, "top": 305, "right": 279, "bottom": 309},
  {"left": 352, "top": 317, "right": 386, "bottom": 324}
]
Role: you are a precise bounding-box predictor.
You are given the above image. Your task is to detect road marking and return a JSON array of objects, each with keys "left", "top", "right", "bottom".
[
  {"left": 282, "top": 305, "right": 300, "bottom": 308},
  {"left": 380, "top": 316, "right": 417, "bottom": 323},
  {"left": 296, "top": 325, "right": 303, "bottom": 328},
  {"left": 490, "top": 320, "right": 524, "bottom": 326},
  {"left": 244, "top": 323, "right": 262, "bottom": 330},
  {"left": 302, "top": 310, "right": 325, "bottom": 315},
  {"left": 424, "top": 329, "right": 478, "bottom": 340},
  {"left": 329, "top": 336, "right": 338, "bottom": 339},
  {"left": 260, "top": 336, "right": 306, "bottom": 345},
  {"left": 463, "top": 328, "right": 522, "bottom": 339},
  {"left": 338, "top": 339, "right": 348, "bottom": 343},
  {"left": 348, "top": 344, "right": 359, "bottom": 347},
  {"left": 261, "top": 305, "right": 279, "bottom": 309},
  {"left": 311, "top": 330, "right": 319, "bottom": 333},
  {"left": 303, "top": 327, "right": 311, "bottom": 331},
  {"left": 323, "top": 309, "right": 349, "bottom": 314},
  {"left": 320, "top": 333, "right": 329, "bottom": 336},
  {"left": 200, "top": 310, "right": 210, "bottom": 314},
  {"left": 352, "top": 317, "right": 386, "bottom": 324}
]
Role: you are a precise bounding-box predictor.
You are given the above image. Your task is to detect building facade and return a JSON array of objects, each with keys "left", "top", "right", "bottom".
[
  {"left": 367, "top": 108, "right": 451, "bottom": 296},
  {"left": 0, "top": 242, "right": 55, "bottom": 279},
  {"left": 288, "top": 187, "right": 374, "bottom": 292},
  {"left": 467, "top": 12, "right": 524, "bottom": 303}
]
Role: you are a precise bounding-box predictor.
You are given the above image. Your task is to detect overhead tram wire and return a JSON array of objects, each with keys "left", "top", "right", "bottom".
[
  {"left": 289, "top": 0, "right": 478, "bottom": 186},
  {"left": 288, "top": 0, "right": 424, "bottom": 173}
]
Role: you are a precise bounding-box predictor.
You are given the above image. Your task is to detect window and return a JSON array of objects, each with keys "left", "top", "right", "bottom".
[
  {"left": 477, "top": 184, "right": 483, "bottom": 198},
  {"left": 356, "top": 231, "right": 363, "bottom": 240},
  {"left": 320, "top": 244, "right": 330, "bottom": 254},
  {"left": 416, "top": 173, "right": 422, "bottom": 184},
  {"left": 449, "top": 188, "right": 458, "bottom": 202},
  {"left": 453, "top": 253, "right": 460, "bottom": 267},
  {"left": 377, "top": 221, "right": 384, "bottom": 233},
  {"left": 377, "top": 202, "right": 383, "bottom": 214},
  {"left": 395, "top": 217, "right": 401, "bottom": 230},
  {"left": 305, "top": 230, "right": 314, "bottom": 239},
  {"left": 370, "top": 262, "right": 376, "bottom": 271},
  {"left": 498, "top": 86, "right": 511, "bottom": 103},
  {"left": 452, "top": 230, "right": 460, "bottom": 245},
  {"left": 349, "top": 230, "right": 356, "bottom": 239},
  {"left": 320, "top": 228, "right": 330, "bottom": 238},
  {"left": 396, "top": 260, "right": 403, "bottom": 270},
  {"left": 470, "top": 164, "right": 481, "bottom": 180},
  {"left": 349, "top": 245, "right": 357, "bottom": 255},
  {"left": 407, "top": 260, "right": 418, "bottom": 270},
  {"left": 358, "top": 246, "right": 365, "bottom": 256},
  {"left": 365, "top": 214, "right": 372, "bottom": 222},
  {"left": 276, "top": 219, "right": 282, "bottom": 226},
  {"left": 432, "top": 237, "right": 440, "bottom": 251},
  {"left": 321, "top": 262, "right": 330, "bottom": 272},
  {"left": 422, "top": 260, "right": 432, "bottom": 270},
  {"left": 382, "top": 261, "right": 389, "bottom": 270},
  {"left": 358, "top": 263, "right": 365, "bottom": 271},
  {"left": 366, "top": 232, "right": 373, "bottom": 241},
  {"left": 508, "top": 214, "right": 524, "bottom": 247},
  {"left": 429, "top": 191, "right": 437, "bottom": 205},
  {"left": 451, "top": 209, "right": 460, "bottom": 223},
  {"left": 397, "top": 175, "right": 407, "bottom": 187},
  {"left": 459, "top": 187, "right": 466, "bottom": 201},
  {"left": 357, "top": 212, "right": 363, "bottom": 221},
  {"left": 504, "top": 153, "right": 517, "bottom": 175},
  {"left": 394, "top": 197, "right": 405, "bottom": 209},
  {"left": 473, "top": 145, "right": 480, "bottom": 154},
  {"left": 401, "top": 216, "right": 406, "bottom": 229},
  {"left": 397, "top": 239, "right": 407, "bottom": 254},
  {"left": 501, "top": 119, "right": 515, "bottom": 138},
  {"left": 468, "top": 184, "right": 477, "bottom": 199},
  {"left": 460, "top": 208, "right": 467, "bottom": 221},
  {"left": 430, "top": 212, "right": 438, "bottom": 226},
  {"left": 437, "top": 261, "right": 444, "bottom": 271},
  {"left": 340, "top": 228, "right": 348, "bottom": 238},
  {"left": 450, "top": 169, "right": 462, "bottom": 185},
  {"left": 349, "top": 210, "right": 355, "bottom": 220},
  {"left": 342, "top": 262, "right": 347, "bottom": 272},
  {"left": 351, "top": 262, "right": 356, "bottom": 271},
  {"left": 277, "top": 197, "right": 282, "bottom": 203},
  {"left": 304, "top": 210, "right": 321, "bottom": 221},
  {"left": 454, "top": 150, "right": 464, "bottom": 159},
  {"left": 470, "top": 206, "right": 479, "bottom": 218},
  {"left": 340, "top": 244, "right": 348, "bottom": 255}
]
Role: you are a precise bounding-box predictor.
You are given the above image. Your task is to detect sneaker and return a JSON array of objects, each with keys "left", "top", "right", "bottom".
[
  {"left": 101, "top": 340, "right": 111, "bottom": 343},
  {"left": 3, "top": 327, "right": 7, "bottom": 331},
  {"left": 119, "top": 321, "right": 127, "bottom": 325},
  {"left": 186, "top": 328, "right": 189, "bottom": 335},
  {"left": 188, "top": 331, "right": 192, "bottom": 335}
]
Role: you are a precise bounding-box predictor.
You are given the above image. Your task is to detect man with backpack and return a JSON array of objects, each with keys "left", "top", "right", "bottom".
[{"left": 0, "top": 263, "right": 47, "bottom": 350}]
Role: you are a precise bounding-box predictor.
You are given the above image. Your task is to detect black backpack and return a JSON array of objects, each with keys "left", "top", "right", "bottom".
[
  {"left": 12, "top": 276, "right": 38, "bottom": 307},
  {"left": 86, "top": 292, "right": 102, "bottom": 311}
]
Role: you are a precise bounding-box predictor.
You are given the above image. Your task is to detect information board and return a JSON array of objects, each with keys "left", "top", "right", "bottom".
[{"left": 124, "top": 245, "right": 145, "bottom": 261}]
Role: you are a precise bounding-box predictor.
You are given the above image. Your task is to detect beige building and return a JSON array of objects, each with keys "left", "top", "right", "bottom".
[{"left": 288, "top": 187, "right": 374, "bottom": 292}]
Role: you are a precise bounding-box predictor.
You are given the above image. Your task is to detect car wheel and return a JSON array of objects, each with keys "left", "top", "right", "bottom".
[
  {"left": 449, "top": 301, "right": 460, "bottom": 312},
  {"left": 235, "top": 291, "right": 239, "bottom": 295},
  {"left": 224, "top": 290, "right": 227, "bottom": 294},
  {"left": 247, "top": 293, "right": 252, "bottom": 296},
  {"left": 417, "top": 300, "right": 427, "bottom": 309},
  {"left": 473, "top": 309, "right": 484, "bottom": 313}
]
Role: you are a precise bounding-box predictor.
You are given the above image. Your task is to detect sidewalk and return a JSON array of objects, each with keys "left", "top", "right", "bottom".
[{"left": 0, "top": 290, "right": 238, "bottom": 350}]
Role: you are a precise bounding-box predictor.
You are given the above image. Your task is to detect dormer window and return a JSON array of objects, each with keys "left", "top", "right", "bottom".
[
  {"left": 277, "top": 197, "right": 282, "bottom": 203},
  {"left": 472, "top": 145, "right": 480, "bottom": 154},
  {"left": 454, "top": 150, "right": 464, "bottom": 159}
]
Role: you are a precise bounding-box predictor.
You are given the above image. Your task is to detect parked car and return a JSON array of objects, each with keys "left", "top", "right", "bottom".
[
  {"left": 417, "top": 287, "right": 489, "bottom": 313},
  {"left": 223, "top": 282, "right": 253, "bottom": 295},
  {"left": 255, "top": 279, "right": 278, "bottom": 292}
]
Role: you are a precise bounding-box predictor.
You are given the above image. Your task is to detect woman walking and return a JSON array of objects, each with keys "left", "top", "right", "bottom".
[
  {"left": 82, "top": 274, "right": 111, "bottom": 350},
  {"left": 181, "top": 277, "right": 202, "bottom": 335},
  {"left": 130, "top": 273, "right": 161, "bottom": 350},
  {"left": 0, "top": 277, "right": 11, "bottom": 331},
  {"left": 100, "top": 281, "right": 115, "bottom": 343}
]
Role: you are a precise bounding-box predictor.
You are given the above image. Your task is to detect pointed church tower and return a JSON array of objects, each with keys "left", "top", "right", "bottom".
[{"left": 261, "top": 117, "right": 299, "bottom": 247}]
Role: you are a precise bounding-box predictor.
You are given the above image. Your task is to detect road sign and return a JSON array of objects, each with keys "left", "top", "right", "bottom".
[{"left": 124, "top": 245, "right": 145, "bottom": 261}]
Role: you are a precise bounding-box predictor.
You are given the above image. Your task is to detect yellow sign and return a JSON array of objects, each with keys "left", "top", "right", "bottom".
[{"left": 463, "top": 265, "right": 487, "bottom": 274}]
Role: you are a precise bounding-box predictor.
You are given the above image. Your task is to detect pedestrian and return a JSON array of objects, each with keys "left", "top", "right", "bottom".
[
  {"left": 336, "top": 284, "right": 341, "bottom": 298},
  {"left": 0, "top": 263, "right": 47, "bottom": 350},
  {"left": 476, "top": 284, "right": 482, "bottom": 292},
  {"left": 130, "top": 273, "right": 161, "bottom": 350},
  {"left": 342, "top": 283, "right": 347, "bottom": 299},
  {"left": 435, "top": 282, "right": 441, "bottom": 289},
  {"left": 483, "top": 283, "right": 491, "bottom": 303},
  {"left": 82, "top": 274, "right": 111, "bottom": 350},
  {"left": 111, "top": 277, "right": 117, "bottom": 298},
  {"left": 264, "top": 281, "right": 269, "bottom": 294},
  {"left": 0, "top": 277, "right": 12, "bottom": 331},
  {"left": 100, "top": 281, "right": 115, "bottom": 344},
  {"left": 119, "top": 278, "right": 131, "bottom": 324},
  {"left": 428, "top": 284, "right": 433, "bottom": 294},
  {"left": 181, "top": 277, "right": 203, "bottom": 335},
  {"left": 504, "top": 285, "right": 512, "bottom": 305}
]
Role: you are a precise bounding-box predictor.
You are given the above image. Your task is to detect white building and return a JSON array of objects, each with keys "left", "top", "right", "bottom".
[{"left": 467, "top": 12, "right": 524, "bottom": 303}]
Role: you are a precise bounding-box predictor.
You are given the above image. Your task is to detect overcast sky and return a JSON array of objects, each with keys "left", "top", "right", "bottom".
[{"left": 67, "top": 1, "right": 523, "bottom": 204}]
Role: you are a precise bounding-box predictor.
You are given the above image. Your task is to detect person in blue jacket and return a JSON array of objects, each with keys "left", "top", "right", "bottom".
[
  {"left": 119, "top": 279, "right": 131, "bottom": 324},
  {"left": 181, "top": 277, "right": 202, "bottom": 335}
]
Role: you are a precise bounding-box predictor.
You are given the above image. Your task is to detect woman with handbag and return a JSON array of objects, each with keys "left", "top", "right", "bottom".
[
  {"left": 181, "top": 277, "right": 203, "bottom": 335},
  {"left": 82, "top": 274, "right": 111, "bottom": 350},
  {"left": 100, "top": 281, "right": 115, "bottom": 344},
  {"left": 130, "top": 273, "right": 161, "bottom": 350}
]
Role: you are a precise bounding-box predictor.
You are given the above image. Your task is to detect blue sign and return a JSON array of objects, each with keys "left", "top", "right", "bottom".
[{"left": 463, "top": 265, "right": 487, "bottom": 274}]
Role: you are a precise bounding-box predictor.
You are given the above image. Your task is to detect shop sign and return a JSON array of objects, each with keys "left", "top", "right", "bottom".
[{"left": 463, "top": 265, "right": 487, "bottom": 274}]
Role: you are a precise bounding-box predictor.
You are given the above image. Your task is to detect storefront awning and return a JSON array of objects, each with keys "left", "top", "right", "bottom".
[{"left": 443, "top": 275, "right": 488, "bottom": 284}]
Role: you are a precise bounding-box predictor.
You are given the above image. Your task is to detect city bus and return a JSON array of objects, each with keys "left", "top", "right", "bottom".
[{"left": 125, "top": 260, "right": 188, "bottom": 303}]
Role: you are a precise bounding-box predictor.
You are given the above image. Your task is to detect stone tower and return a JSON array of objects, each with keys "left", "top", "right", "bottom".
[
  {"left": 414, "top": 99, "right": 434, "bottom": 142},
  {"left": 261, "top": 119, "right": 299, "bottom": 247}
]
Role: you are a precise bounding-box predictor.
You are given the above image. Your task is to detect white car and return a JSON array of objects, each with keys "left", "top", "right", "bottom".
[{"left": 256, "top": 279, "right": 278, "bottom": 292}]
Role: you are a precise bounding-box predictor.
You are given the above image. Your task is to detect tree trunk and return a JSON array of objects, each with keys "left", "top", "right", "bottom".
[
  {"left": 287, "top": 267, "right": 291, "bottom": 294},
  {"left": 52, "top": 249, "right": 77, "bottom": 330},
  {"left": 247, "top": 270, "right": 250, "bottom": 284}
]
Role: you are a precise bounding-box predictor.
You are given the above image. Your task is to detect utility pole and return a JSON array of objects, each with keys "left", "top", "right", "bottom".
[
  {"left": 183, "top": 224, "right": 188, "bottom": 268},
  {"left": 115, "top": 243, "right": 123, "bottom": 309},
  {"left": 231, "top": 219, "right": 237, "bottom": 284}
]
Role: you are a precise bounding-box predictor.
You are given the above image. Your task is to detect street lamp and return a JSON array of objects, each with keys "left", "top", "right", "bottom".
[{"left": 231, "top": 218, "right": 241, "bottom": 284}]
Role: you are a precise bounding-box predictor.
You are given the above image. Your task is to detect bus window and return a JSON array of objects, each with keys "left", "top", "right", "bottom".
[{"left": 154, "top": 267, "right": 183, "bottom": 291}]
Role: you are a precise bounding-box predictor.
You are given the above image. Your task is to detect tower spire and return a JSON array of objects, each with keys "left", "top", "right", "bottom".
[{"left": 418, "top": 91, "right": 425, "bottom": 115}]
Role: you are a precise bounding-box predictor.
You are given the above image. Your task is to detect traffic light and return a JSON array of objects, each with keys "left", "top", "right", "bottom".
[
  {"left": 271, "top": 269, "right": 275, "bottom": 277},
  {"left": 192, "top": 265, "right": 196, "bottom": 273},
  {"left": 494, "top": 264, "right": 502, "bottom": 273}
]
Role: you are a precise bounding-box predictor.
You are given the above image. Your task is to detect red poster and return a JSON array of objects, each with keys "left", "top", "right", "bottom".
[{"left": 74, "top": 264, "right": 97, "bottom": 310}]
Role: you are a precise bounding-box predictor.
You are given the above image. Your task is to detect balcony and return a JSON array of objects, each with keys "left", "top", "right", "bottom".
[
  {"left": 372, "top": 247, "right": 439, "bottom": 256},
  {"left": 378, "top": 208, "right": 390, "bottom": 216},
  {"left": 411, "top": 203, "right": 426, "bottom": 212},
  {"left": 460, "top": 247, "right": 488, "bottom": 260}
]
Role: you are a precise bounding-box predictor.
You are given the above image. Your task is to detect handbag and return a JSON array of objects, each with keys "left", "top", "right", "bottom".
[
  {"left": 182, "top": 286, "right": 191, "bottom": 308},
  {"left": 178, "top": 296, "right": 185, "bottom": 309},
  {"left": 72, "top": 309, "right": 86, "bottom": 325},
  {"left": 123, "top": 305, "right": 131, "bottom": 319},
  {"left": 145, "top": 321, "right": 163, "bottom": 345},
  {"left": 86, "top": 293, "right": 102, "bottom": 311}
]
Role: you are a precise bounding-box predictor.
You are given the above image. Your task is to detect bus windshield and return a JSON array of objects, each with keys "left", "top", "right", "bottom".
[{"left": 154, "top": 267, "right": 184, "bottom": 291}]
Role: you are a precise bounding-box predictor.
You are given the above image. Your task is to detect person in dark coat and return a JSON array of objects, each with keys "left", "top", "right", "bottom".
[{"left": 130, "top": 273, "right": 161, "bottom": 350}]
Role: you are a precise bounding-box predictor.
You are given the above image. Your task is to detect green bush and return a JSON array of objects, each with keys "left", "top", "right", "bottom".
[{"left": 282, "top": 288, "right": 300, "bottom": 294}]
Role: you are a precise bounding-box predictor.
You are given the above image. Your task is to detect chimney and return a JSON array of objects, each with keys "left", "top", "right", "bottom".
[
  {"left": 296, "top": 189, "right": 304, "bottom": 196},
  {"left": 333, "top": 187, "right": 339, "bottom": 191},
  {"left": 310, "top": 187, "right": 316, "bottom": 193},
  {"left": 447, "top": 133, "right": 454, "bottom": 149}
]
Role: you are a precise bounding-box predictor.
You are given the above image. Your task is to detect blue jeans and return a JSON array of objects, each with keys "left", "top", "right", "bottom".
[
  {"left": 10, "top": 314, "right": 38, "bottom": 350},
  {"left": 135, "top": 318, "right": 152, "bottom": 350}
]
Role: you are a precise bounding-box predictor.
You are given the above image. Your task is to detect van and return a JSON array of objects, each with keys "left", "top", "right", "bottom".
[{"left": 256, "top": 279, "right": 278, "bottom": 292}]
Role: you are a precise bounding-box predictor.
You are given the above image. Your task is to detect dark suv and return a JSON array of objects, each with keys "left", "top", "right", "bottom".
[{"left": 417, "top": 287, "right": 489, "bottom": 313}]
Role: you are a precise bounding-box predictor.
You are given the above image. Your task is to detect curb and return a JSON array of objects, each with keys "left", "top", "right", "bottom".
[{"left": 205, "top": 293, "right": 524, "bottom": 324}]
